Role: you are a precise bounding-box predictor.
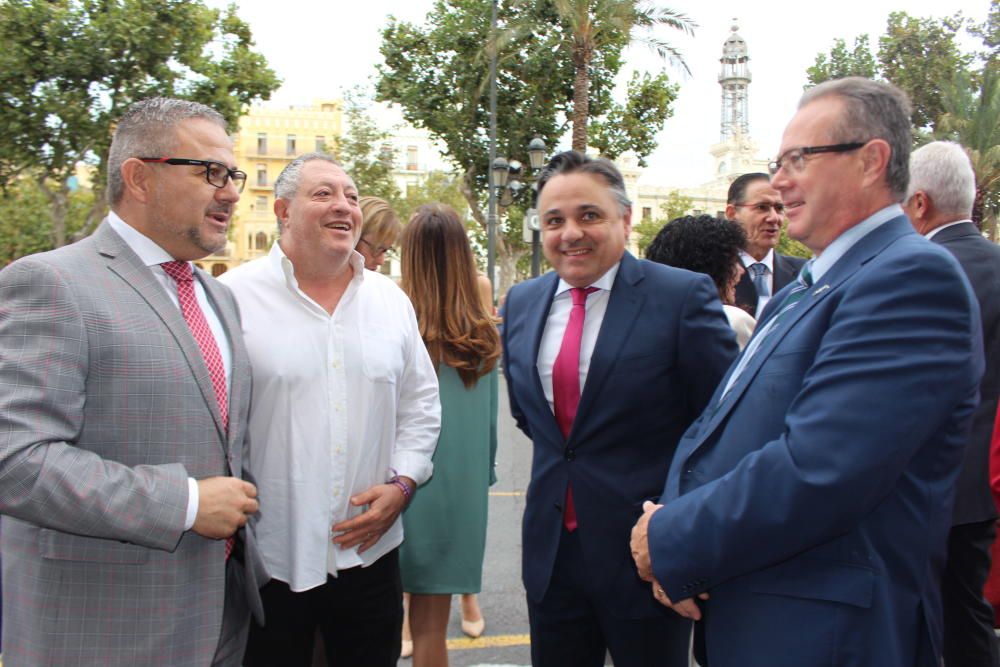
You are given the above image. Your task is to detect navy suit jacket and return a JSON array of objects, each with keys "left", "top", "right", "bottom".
[
  {"left": 734, "top": 251, "right": 807, "bottom": 317},
  {"left": 501, "top": 251, "right": 738, "bottom": 617},
  {"left": 649, "top": 216, "right": 983, "bottom": 666},
  {"left": 932, "top": 221, "right": 1000, "bottom": 525}
]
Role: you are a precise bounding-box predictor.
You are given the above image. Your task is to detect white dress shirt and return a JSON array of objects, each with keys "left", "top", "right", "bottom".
[
  {"left": 107, "top": 211, "right": 234, "bottom": 531},
  {"left": 740, "top": 248, "right": 775, "bottom": 318},
  {"left": 537, "top": 262, "right": 620, "bottom": 412},
  {"left": 220, "top": 242, "right": 440, "bottom": 592}
]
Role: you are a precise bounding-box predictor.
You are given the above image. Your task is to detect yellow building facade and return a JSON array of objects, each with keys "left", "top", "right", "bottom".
[{"left": 199, "top": 100, "right": 343, "bottom": 275}]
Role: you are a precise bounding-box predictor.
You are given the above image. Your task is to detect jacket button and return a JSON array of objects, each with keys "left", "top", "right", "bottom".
[{"left": 565, "top": 450, "right": 576, "bottom": 461}]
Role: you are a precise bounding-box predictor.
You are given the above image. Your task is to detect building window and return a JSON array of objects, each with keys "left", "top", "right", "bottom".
[
  {"left": 406, "top": 146, "right": 418, "bottom": 171},
  {"left": 255, "top": 231, "right": 268, "bottom": 250},
  {"left": 315, "top": 136, "right": 326, "bottom": 152},
  {"left": 287, "top": 134, "right": 297, "bottom": 156},
  {"left": 255, "top": 195, "right": 267, "bottom": 210},
  {"left": 642, "top": 207, "right": 652, "bottom": 221},
  {"left": 257, "top": 133, "right": 267, "bottom": 154},
  {"left": 256, "top": 164, "right": 267, "bottom": 187},
  {"left": 211, "top": 263, "right": 227, "bottom": 277}
]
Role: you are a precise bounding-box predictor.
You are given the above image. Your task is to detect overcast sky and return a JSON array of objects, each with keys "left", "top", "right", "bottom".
[{"left": 219, "top": 0, "right": 990, "bottom": 186}]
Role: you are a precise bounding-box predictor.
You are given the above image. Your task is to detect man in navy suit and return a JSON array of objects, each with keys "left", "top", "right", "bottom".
[
  {"left": 727, "top": 173, "right": 807, "bottom": 318},
  {"left": 501, "top": 151, "right": 737, "bottom": 667},
  {"left": 631, "top": 78, "right": 984, "bottom": 667},
  {"left": 905, "top": 140, "right": 1000, "bottom": 667}
]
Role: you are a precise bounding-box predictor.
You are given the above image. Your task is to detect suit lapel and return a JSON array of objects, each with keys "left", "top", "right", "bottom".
[
  {"left": 95, "top": 222, "right": 228, "bottom": 445},
  {"left": 693, "top": 217, "right": 912, "bottom": 447},
  {"left": 572, "top": 253, "right": 644, "bottom": 443},
  {"left": 199, "top": 269, "right": 245, "bottom": 460},
  {"left": 523, "top": 273, "right": 565, "bottom": 445}
]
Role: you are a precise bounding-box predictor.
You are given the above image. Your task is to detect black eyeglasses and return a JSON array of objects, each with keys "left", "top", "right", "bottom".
[
  {"left": 139, "top": 157, "right": 247, "bottom": 193},
  {"left": 734, "top": 201, "right": 786, "bottom": 215},
  {"left": 768, "top": 142, "right": 866, "bottom": 176},
  {"left": 358, "top": 237, "right": 395, "bottom": 256}
]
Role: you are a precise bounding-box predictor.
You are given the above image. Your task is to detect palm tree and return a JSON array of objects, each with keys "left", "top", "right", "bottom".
[
  {"left": 548, "top": 0, "right": 695, "bottom": 152},
  {"left": 936, "top": 65, "right": 1000, "bottom": 239}
]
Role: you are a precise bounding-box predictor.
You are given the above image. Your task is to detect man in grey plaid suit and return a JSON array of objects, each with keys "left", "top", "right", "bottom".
[{"left": 0, "top": 98, "right": 267, "bottom": 666}]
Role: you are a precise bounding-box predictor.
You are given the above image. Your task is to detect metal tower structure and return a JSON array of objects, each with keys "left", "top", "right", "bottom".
[{"left": 719, "top": 21, "right": 751, "bottom": 141}]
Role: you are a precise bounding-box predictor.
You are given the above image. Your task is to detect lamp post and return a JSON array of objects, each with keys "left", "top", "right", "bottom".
[
  {"left": 491, "top": 136, "right": 548, "bottom": 278},
  {"left": 486, "top": 0, "right": 499, "bottom": 302}
]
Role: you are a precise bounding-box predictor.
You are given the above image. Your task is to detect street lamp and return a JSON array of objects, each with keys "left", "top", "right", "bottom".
[{"left": 491, "top": 136, "right": 548, "bottom": 277}]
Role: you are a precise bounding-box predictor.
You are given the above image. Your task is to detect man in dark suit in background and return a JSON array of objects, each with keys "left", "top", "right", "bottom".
[
  {"left": 905, "top": 140, "right": 1000, "bottom": 667},
  {"left": 727, "top": 172, "right": 806, "bottom": 318},
  {"left": 501, "top": 151, "right": 737, "bottom": 667},
  {"left": 632, "top": 78, "right": 983, "bottom": 667}
]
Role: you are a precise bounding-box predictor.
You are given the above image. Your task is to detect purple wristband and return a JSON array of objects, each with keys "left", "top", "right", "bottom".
[{"left": 389, "top": 476, "right": 413, "bottom": 505}]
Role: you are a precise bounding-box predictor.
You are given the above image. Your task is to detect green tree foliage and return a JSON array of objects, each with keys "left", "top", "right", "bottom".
[
  {"left": 377, "top": 0, "right": 684, "bottom": 290},
  {"left": 590, "top": 71, "right": 679, "bottom": 166},
  {"left": 806, "top": 35, "right": 878, "bottom": 83},
  {"left": 0, "top": 0, "right": 280, "bottom": 254},
  {"left": 334, "top": 91, "right": 402, "bottom": 208},
  {"left": 629, "top": 190, "right": 689, "bottom": 256},
  {"left": 776, "top": 234, "right": 812, "bottom": 259},
  {"left": 399, "top": 171, "right": 470, "bottom": 224},
  {"left": 0, "top": 180, "right": 91, "bottom": 265},
  {"left": 543, "top": 0, "right": 694, "bottom": 152}
]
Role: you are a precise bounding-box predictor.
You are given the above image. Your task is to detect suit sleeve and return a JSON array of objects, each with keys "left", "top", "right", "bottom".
[
  {"left": 649, "top": 249, "right": 983, "bottom": 600},
  {"left": 499, "top": 287, "right": 531, "bottom": 439},
  {"left": 676, "top": 274, "right": 739, "bottom": 421},
  {"left": 0, "top": 258, "right": 188, "bottom": 550}
]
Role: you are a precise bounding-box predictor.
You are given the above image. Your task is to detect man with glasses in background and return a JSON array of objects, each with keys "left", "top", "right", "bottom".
[
  {"left": 631, "top": 78, "right": 983, "bottom": 666},
  {"left": 726, "top": 172, "right": 806, "bottom": 318},
  {"left": 0, "top": 97, "right": 267, "bottom": 666}
]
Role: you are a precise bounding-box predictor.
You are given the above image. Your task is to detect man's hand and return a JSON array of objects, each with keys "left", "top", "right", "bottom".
[
  {"left": 332, "top": 477, "right": 413, "bottom": 554},
  {"left": 630, "top": 500, "right": 662, "bottom": 581},
  {"left": 651, "top": 577, "right": 709, "bottom": 620},
  {"left": 192, "top": 477, "right": 258, "bottom": 539}
]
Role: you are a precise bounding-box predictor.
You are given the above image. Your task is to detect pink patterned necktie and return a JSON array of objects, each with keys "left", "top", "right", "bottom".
[
  {"left": 552, "top": 286, "right": 598, "bottom": 532},
  {"left": 161, "top": 261, "right": 234, "bottom": 559}
]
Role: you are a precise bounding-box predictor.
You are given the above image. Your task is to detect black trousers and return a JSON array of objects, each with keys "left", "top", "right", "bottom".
[
  {"left": 244, "top": 549, "right": 403, "bottom": 667},
  {"left": 942, "top": 519, "right": 999, "bottom": 667},
  {"left": 526, "top": 528, "right": 691, "bottom": 667}
]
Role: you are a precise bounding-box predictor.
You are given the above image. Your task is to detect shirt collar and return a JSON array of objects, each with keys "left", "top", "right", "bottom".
[
  {"left": 925, "top": 219, "right": 973, "bottom": 241},
  {"left": 107, "top": 210, "right": 182, "bottom": 268},
  {"left": 810, "top": 204, "right": 902, "bottom": 283},
  {"left": 268, "top": 240, "right": 366, "bottom": 294},
  {"left": 740, "top": 248, "right": 774, "bottom": 272},
  {"left": 554, "top": 260, "right": 620, "bottom": 297}
]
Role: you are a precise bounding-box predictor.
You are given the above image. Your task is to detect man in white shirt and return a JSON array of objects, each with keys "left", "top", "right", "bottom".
[
  {"left": 905, "top": 141, "right": 1000, "bottom": 667},
  {"left": 221, "top": 152, "right": 440, "bottom": 667},
  {"left": 727, "top": 172, "right": 807, "bottom": 318}
]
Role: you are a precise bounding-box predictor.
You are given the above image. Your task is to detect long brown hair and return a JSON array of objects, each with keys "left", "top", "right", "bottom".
[{"left": 400, "top": 204, "right": 501, "bottom": 387}]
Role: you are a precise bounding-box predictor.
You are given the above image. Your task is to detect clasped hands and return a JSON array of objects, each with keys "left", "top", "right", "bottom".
[
  {"left": 630, "top": 500, "right": 708, "bottom": 621},
  {"left": 331, "top": 477, "right": 414, "bottom": 554}
]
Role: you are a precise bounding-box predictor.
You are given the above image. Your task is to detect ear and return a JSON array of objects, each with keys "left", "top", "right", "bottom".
[
  {"left": 120, "top": 158, "right": 153, "bottom": 204},
  {"left": 860, "top": 139, "right": 892, "bottom": 189},
  {"left": 273, "top": 197, "right": 290, "bottom": 230},
  {"left": 622, "top": 206, "right": 633, "bottom": 238},
  {"left": 725, "top": 203, "right": 737, "bottom": 221}
]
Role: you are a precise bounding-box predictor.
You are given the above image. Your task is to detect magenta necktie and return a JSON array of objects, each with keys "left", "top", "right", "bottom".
[
  {"left": 161, "top": 261, "right": 233, "bottom": 559},
  {"left": 552, "top": 286, "right": 598, "bottom": 532}
]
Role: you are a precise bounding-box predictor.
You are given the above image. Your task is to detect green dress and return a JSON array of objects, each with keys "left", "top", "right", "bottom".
[{"left": 399, "top": 365, "right": 498, "bottom": 594}]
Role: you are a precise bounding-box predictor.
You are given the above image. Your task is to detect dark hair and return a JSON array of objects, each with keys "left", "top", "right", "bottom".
[
  {"left": 727, "top": 172, "right": 770, "bottom": 205},
  {"left": 646, "top": 215, "right": 747, "bottom": 298},
  {"left": 535, "top": 150, "right": 631, "bottom": 212}
]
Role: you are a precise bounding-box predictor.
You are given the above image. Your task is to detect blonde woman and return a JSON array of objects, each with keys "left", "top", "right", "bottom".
[{"left": 356, "top": 196, "right": 402, "bottom": 271}]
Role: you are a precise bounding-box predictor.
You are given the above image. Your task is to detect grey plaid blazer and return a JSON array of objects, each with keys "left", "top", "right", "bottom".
[{"left": 0, "top": 221, "right": 267, "bottom": 666}]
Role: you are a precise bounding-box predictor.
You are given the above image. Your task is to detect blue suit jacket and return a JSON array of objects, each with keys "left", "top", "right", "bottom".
[
  {"left": 502, "top": 251, "right": 738, "bottom": 617},
  {"left": 649, "top": 216, "right": 984, "bottom": 666}
]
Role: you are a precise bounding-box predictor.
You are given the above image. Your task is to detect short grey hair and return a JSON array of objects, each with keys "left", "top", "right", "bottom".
[
  {"left": 906, "top": 141, "right": 976, "bottom": 219},
  {"left": 273, "top": 152, "right": 342, "bottom": 200},
  {"left": 107, "top": 97, "right": 227, "bottom": 204},
  {"left": 535, "top": 150, "right": 632, "bottom": 214},
  {"left": 800, "top": 77, "right": 913, "bottom": 201}
]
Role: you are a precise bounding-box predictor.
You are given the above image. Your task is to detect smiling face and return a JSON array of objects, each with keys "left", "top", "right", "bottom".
[
  {"left": 539, "top": 172, "right": 631, "bottom": 288},
  {"left": 771, "top": 98, "right": 866, "bottom": 255},
  {"left": 144, "top": 118, "right": 239, "bottom": 261},
  {"left": 726, "top": 179, "right": 784, "bottom": 261},
  {"left": 275, "top": 160, "right": 362, "bottom": 269}
]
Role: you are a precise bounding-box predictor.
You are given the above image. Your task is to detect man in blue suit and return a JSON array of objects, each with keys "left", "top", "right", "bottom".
[
  {"left": 631, "top": 78, "right": 984, "bottom": 667},
  {"left": 501, "top": 151, "right": 738, "bottom": 667}
]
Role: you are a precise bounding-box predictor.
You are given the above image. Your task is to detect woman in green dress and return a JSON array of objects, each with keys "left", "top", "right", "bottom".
[{"left": 398, "top": 204, "right": 501, "bottom": 667}]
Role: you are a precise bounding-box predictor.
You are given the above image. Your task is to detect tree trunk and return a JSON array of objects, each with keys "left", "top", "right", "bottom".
[
  {"left": 571, "top": 46, "right": 592, "bottom": 152},
  {"left": 37, "top": 178, "right": 68, "bottom": 248}
]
